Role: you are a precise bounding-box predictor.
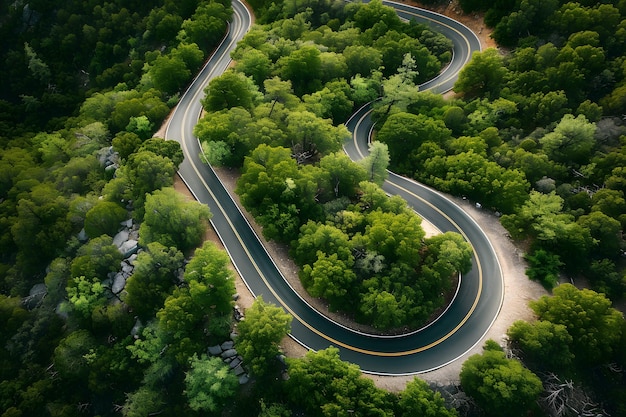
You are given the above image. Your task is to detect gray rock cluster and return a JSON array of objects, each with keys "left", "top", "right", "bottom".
[
  {"left": 207, "top": 338, "right": 250, "bottom": 385},
  {"left": 208, "top": 296, "right": 249, "bottom": 384},
  {"left": 98, "top": 146, "right": 119, "bottom": 175},
  {"left": 103, "top": 219, "right": 141, "bottom": 296}
]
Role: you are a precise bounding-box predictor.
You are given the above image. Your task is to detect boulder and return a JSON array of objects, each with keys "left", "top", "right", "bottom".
[
  {"left": 233, "top": 364, "right": 245, "bottom": 376},
  {"left": 112, "top": 229, "right": 130, "bottom": 248},
  {"left": 127, "top": 253, "right": 138, "bottom": 265},
  {"left": 238, "top": 374, "right": 249, "bottom": 384},
  {"left": 77, "top": 228, "right": 89, "bottom": 242},
  {"left": 121, "top": 262, "right": 134, "bottom": 275},
  {"left": 229, "top": 357, "right": 241, "bottom": 369},
  {"left": 220, "top": 340, "right": 234, "bottom": 351},
  {"left": 221, "top": 349, "right": 237, "bottom": 359},
  {"left": 112, "top": 272, "right": 126, "bottom": 294},
  {"left": 208, "top": 345, "right": 223, "bottom": 356},
  {"left": 118, "top": 239, "right": 138, "bottom": 258},
  {"left": 131, "top": 318, "right": 143, "bottom": 338}
]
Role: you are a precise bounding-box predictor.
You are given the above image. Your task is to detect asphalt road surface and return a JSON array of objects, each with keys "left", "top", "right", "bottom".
[{"left": 165, "top": 0, "right": 503, "bottom": 375}]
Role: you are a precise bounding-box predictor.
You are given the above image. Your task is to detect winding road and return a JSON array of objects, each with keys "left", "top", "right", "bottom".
[{"left": 165, "top": 0, "right": 503, "bottom": 375}]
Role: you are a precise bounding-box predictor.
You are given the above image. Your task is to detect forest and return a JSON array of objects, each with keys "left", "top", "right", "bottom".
[{"left": 0, "top": 0, "right": 625, "bottom": 416}]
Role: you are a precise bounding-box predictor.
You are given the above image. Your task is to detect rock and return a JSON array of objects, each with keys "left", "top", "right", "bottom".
[
  {"left": 120, "top": 219, "right": 133, "bottom": 228},
  {"left": 29, "top": 283, "right": 47, "bottom": 297},
  {"left": 131, "top": 318, "right": 143, "bottom": 338},
  {"left": 220, "top": 340, "right": 234, "bottom": 350},
  {"left": 221, "top": 349, "right": 237, "bottom": 359},
  {"left": 230, "top": 332, "right": 238, "bottom": 341},
  {"left": 208, "top": 345, "right": 223, "bottom": 356},
  {"left": 118, "top": 239, "right": 138, "bottom": 258},
  {"left": 229, "top": 357, "right": 241, "bottom": 368},
  {"left": 129, "top": 229, "right": 139, "bottom": 240},
  {"left": 77, "top": 228, "right": 89, "bottom": 242},
  {"left": 121, "top": 262, "right": 134, "bottom": 275},
  {"left": 233, "top": 364, "right": 245, "bottom": 376},
  {"left": 276, "top": 354, "right": 287, "bottom": 366},
  {"left": 112, "top": 272, "right": 126, "bottom": 294},
  {"left": 232, "top": 293, "right": 240, "bottom": 301},
  {"left": 238, "top": 374, "right": 249, "bottom": 384},
  {"left": 126, "top": 253, "right": 138, "bottom": 265},
  {"left": 112, "top": 230, "right": 130, "bottom": 248}
]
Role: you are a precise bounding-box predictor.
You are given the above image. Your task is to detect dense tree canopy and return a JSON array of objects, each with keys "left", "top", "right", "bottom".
[
  {"left": 530, "top": 284, "right": 624, "bottom": 365},
  {"left": 139, "top": 187, "right": 211, "bottom": 253},
  {"left": 2, "top": 0, "right": 625, "bottom": 414},
  {"left": 236, "top": 297, "right": 292, "bottom": 377},
  {"left": 460, "top": 341, "right": 543, "bottom": 417}
]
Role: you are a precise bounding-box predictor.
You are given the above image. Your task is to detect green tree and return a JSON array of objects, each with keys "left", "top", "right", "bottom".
[
  {"left": 122, "top": 150, "right": 176, "bottom": 214},
  {"left": 286, "top": 347, "right": 394, "bottom": 417},
  {"left": 84, "top": 201, "right": 127, "bottom": 238},
  {"left": 122, "top": 386, "right": 164, "bottom": 417},
  {"left": 286, "top": 110, "right": 348, "bottom": 162},
  {"left": 124, "top": 242, "right": 185, "bottom": 320},
  {"left": 360, "top": 141, "right": 390, "bottom": 185},
  {"left": 507, "top": 320, "right": 574, "bottom": 371},
  {"left": 234, "top": 47, "right": 272, "bottom": 87},
  {"left": 360, "top": 289, "right": 406, "bottom": 329},
  {"left": 202, "top": 69, "right": 262, "bottom": 112},
  {"left": 501, "top": 191, "right": 592, "bottom": 268},
  {"left": 148, "top": 53, "right": 191, "bottom": 95},
  {"left": 301, "top": 253, "right": 357, "bottom": 311},
  {"left": 139, "top": 187, "right": 211, "bottom": 253},
  {"left": 70, "top": 235, "right": 123, "bottom": 280},
  {"left": 374, "top": 54, "right": 421, "bottom": 121},
  {"left": 24, "top": 42, "right": 50, "bottom": 84},
  {"left": 425, "top": 231, "right": 474, "bottom": 277},
  {"left": 194, "top": 107, "right": 255, "bottom": 167},
  {"left": 138, "top": 138, "right": 184, "bottom": 168},
  {"left": 53, "top": 330, "right": 97, "bottom": 383},
  {"left": 65, "top": 276, "right": 107, "bottom": 322},
  {"left": 278, "top": 44, "right": 322, "bottom": 95},
  {"left": 319, "top": 152, "right": 368, "bottom": 198},
  {"left": 377, "top": 112, "right": 451, "bottom": 171},
  {"left": 11, "top": 183, "right": 71, "bottom": 265},
  {"left": 364, "top": 210, "right": 425, "bottom": 265},
  {"left": 343, "top": 45, "right": 383, "bottom": 77},
  {"left": 530, "top": 284, "right": 624, "bottom": 365},
  {"left": 185, "top": 354, "right": 238, "bottom": 413},
  {"left": 524, "top": 249, "right": 562, "bottom": 289},
  {"left": 539, "top": 114, "right": 596, "bottom": 166},
  {"left": 183, "top": 241, "right": 236, "bottom": 319},
  {"left": 454, "top": 48, "right": 508, "bottom": 99},
  {"left": 397, "top": 377, "right": 457, "bottom": 417},
  {"left": 352, "top": 0, "right": 402, "bottom": 32},
  {"left": 303, "top": 82, "right": 353, "bottom": 124},
  {"left": 180, "top": 1, "right": 231, "bottom": 51},
  {"left": 172, "top": 42, "right": 204, "bottom": 74},
  {"left": 236, "top": 297, "right": 292, "bottom": 377},
  {"left": 591, "top": 189, "right": 626, "bottom": 220},
  {"left": 112, "top": 131, "right": 143, "bottom": 160},
  {"left": 460, "top": 341, "right": 543, "bottom": 417},
  {"left": 577, "top": 211, "right": 622, "bottom": 259},
  {"left": 294, "top": 221, "right": 353, "bottom": 267}
]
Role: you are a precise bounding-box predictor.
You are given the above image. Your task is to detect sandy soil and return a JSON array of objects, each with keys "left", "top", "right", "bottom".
[{"left": 163, "top": 1, "right": 549, "bottom": 392}]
